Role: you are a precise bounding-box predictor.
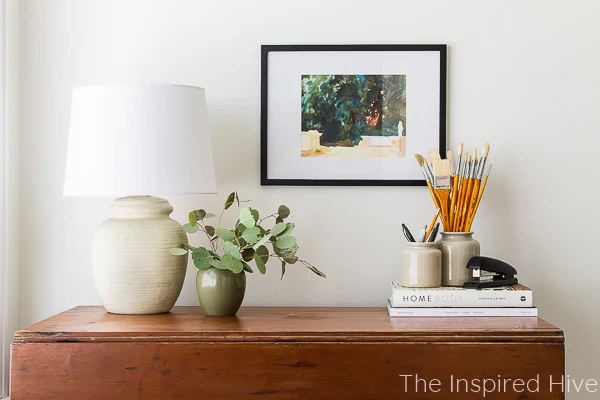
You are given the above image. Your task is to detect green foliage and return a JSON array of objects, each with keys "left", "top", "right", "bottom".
[
  {"left": 301, "top": 74, "right": 407, "bottom": 146},
  {"left": 169, "top": 193, "right": 325, "bottom": 279},
  {"left": 169, "top": 248, "right": 188, "bottom": 256},
  {"left": 239, "top": 207, "right": 256, "bottom": 228},
  {"left": 183, "top": 223, "right": 199, "bottom": 233},
  {"left": 275, "top": 236, "right": 296, "bottom": 249},
  {"left": 192, "top": 248, "right": 213, "bottom": 270}
]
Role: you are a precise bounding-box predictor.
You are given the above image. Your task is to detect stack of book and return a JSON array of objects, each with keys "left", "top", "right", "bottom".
[{"left": 387, "top": 282, "right": 536, "bottom": 317}]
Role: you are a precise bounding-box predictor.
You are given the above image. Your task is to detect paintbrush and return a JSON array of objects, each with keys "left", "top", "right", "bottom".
[
  {"left": 424, "top": 208, "right": 440, "bottom": 241},
  {"left": 432, "top": 159, "right": 452, "bottom": 231},
  {"left": 453, "top": 153, "right": 470, "bottom": 231},
  {"left": 465, "top": 144, "right": 490, "bottom": 230},
  {"left": 449, "top": 144, "right": 462, "bottom": 229},
  {"left": 466, "top": 161, "right": 493, "bottom": 231},
  {"left": 459, "top": 149, "right": 479, "bottom": 231},
  {"left": 457, "top": 149, "right": 477, "bottom": 231},
  {"left": 414, "top": 154, "right": 441, "bottom": 210}
]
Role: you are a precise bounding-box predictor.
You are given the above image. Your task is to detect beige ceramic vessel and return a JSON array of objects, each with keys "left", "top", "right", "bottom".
[
  {"left": 401, "top": 242, "right": 442, "bottom": 288},
  {"left": 437, "top": 232, "right": 480, "bottom": 287},
  {"left": 91, "top": 196, "right": 188, "bottom": 314}
]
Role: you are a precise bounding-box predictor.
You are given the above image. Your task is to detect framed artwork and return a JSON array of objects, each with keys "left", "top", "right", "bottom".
[{"left": 261, "top": 44, "right": 447, "bottom": 186}]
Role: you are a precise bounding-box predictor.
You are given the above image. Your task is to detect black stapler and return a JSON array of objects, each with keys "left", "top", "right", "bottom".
[{"left": 462, "top": 256, "right": 518, "bottom": 289}]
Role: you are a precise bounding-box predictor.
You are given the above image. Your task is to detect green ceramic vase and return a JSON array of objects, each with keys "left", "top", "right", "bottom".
[{"left": 196, "top": 268, "right": 246, "bottom": 316}]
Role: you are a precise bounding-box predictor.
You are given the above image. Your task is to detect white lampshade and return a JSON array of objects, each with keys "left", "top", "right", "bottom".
[{"left": 64, "top": 84, "right": 217, "bottom": 196}]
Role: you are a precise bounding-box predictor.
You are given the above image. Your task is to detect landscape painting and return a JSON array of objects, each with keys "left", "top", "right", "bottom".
[{"left": 301, "top": 74, "right": 407, "bottom": 158}]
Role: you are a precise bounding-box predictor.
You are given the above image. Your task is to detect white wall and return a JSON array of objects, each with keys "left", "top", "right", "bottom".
[{"left": 12, "top": 0, "right": 600, "bottom": 396}]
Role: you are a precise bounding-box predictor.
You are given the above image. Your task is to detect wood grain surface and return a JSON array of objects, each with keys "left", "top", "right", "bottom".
[{"left": 11, "top": 307, "right": 565, "bottom": 399}]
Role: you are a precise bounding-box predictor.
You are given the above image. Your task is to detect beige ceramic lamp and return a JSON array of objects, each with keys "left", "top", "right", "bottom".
[{"left": 64, "top": 84, "right": 216, "bottom": 314}]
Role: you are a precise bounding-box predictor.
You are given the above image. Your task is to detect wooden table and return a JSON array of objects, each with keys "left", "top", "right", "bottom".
[{"left": 11, "top": 306, "right": 564, "bottom": 399}]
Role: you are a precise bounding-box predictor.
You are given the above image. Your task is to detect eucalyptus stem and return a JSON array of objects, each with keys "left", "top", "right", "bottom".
[
  {"left": 259, "top": 213, "right": 277, "bottom": 224},
  {"left": 198, "top": 221, "right": 216, "bottom": 252}
]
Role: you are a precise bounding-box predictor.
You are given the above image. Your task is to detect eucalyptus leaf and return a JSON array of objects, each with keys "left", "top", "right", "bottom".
[
  {"left": 250, "top": 208, "right": 259, "bottom": 222},
  {"left": 270, "top": 223, "right": 287, "bottom": 236},
  {"left": 204, "top": 213, "right": 216, "bottom": 219},
  {"left": 231, "top": 259, "right": 244, "bottom": 273},
  {"left": 222, "top": 254, "right": 243, "bottom": 273},
  {"left": 192, "top": 247, "right": 213, "bottom": 270},
  {"left": 278, "top": 205, "right": 290, "bottom": 219},
  {"left": 280, "top": 261, "right": 286, "bottom": 280},
  {"left": 255, "top": 245, "right": 269, "bottom": 274},
  {"left": 242, "top": 261, "right": 254, "bottom": 273},
  {"left": 205, "top": 225, "right": 215, "bottom": 236},
  {"left": 276, "top": 216, "right": 284, "bottom": 224},
  {"left": 275, "top": 236, "right": 296, "bottom": 249},
  {"left": 254, "top": 255, "right": 266, "bottom": 274},
  {"left": 279, "top": 223, "right": 295, "bottom": 237},
  {"left": 279, "top": 244, "right": 298, "bottom": 264},
  {"left": 169, "top": 248, "right": 188, "bottom": 256},
  {"left": 242, "top": 226, "right": 261, "bottom": 244},
  {"left": 235, "top": 191, "right": 240, "bottom": 206},
  {"left": 188, "top": 211, "right": 197, "bottom": 226},
  {"left": 223, "top": 241, "right": 241, "bottom": 260},
  {"left": 300, "top": 260, "right": 326, "bottom": 278},
  {"left": 211, "top": 259, "right": 227, "bottom": 270},
  {"left": 224, "top": 192, "right": 236, "bottom": 210},
  {"left": 253, "top": 234, "right": 272, "bottom": 250},
  {"left": 215, "top": 228, "right": 235, "bottom": 242},
  {"left": 235, "top": 221, "right": 246, "bottom": 234},
  {"left": 194, "top": 209, "right": 207, "bottom": 221},
  {"left": 239, "top": 207, "right": 255, "bottom": 228},
  {"left": 183, "top": 223, "right": 199, "bottom": 233},
  {"left": 241, "top": 248, "right": 255, "bottom": 262}
]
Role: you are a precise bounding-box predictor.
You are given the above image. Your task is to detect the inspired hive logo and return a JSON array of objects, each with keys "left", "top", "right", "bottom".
[{"left": 521, "top": 296, "right": 526, "bottom": 302}]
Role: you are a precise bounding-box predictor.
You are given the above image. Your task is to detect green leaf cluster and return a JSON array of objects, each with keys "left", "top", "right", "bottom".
[{"left": 169, "top": 192, "right": 325, "bottom": 279}]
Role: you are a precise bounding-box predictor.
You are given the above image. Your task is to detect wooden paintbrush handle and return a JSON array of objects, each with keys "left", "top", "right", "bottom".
[
  {"left": 466, "top": 176, "right": 488, "bottom": 231},
  {"left": 464, "top": 180, "right": 481, "bottom": 231},
  {"left": 435, "top": 189, "right": 451, "bottom": 231},
  {"left": 424, "top": 210, "right": 439, "bottom": 241},
  {"left": 449, "top": 176, "right": 459, "bottom": 229},
  {"left": 426, "top": 182, "right": 441, "bottom": 209},
  {"left": 458, "top": 178, "right": 474, "bottom": 232},
  {"left": 454, "top": 177, "right": 469, "bottom": 231}
]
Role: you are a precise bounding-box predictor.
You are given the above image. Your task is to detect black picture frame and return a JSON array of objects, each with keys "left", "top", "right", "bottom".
[{"left": 261, "top": 44, "right": 447, "bottom": 186}]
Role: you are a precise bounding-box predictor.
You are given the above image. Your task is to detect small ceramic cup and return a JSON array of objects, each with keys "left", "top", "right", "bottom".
[{"left": 401, "top": 242, "right": 442, "bottom": 288}]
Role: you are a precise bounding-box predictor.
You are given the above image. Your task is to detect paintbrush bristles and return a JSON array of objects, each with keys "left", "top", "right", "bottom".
[
  {"left": 458, "top": 142, "right": 463, "bottom": 156},
  {"left": 414, "top": 153, "right": 425, "bottom": 166},
  {"left": 428, "top": 149, "right": 441, "bottom": 163},
  {"left": 432, "top": 160, "right": 451, "bottom": 177},
  {"left": 482, "top": 143, "right": 490, "bottom": 158}
]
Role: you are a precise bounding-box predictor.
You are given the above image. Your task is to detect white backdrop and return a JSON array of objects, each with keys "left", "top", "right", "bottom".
[{"left": 9, "top": 1, "right": 600, "bottom": 398}]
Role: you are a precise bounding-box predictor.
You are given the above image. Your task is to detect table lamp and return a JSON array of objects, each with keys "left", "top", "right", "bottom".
[{"left": 64, "top": 84, "right": 216, "bottom": 315}]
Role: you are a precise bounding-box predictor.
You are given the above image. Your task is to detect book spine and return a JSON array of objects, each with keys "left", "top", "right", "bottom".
[
  {"left": 391, "top": 290, "right": 533, "bottom": 308},
  {"left": 387, "top": 306, "right": 538, "bottom": 317}
]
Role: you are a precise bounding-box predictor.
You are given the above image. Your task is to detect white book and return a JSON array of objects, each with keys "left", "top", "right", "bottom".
[
  {"left": 390, "top": 282, "right": 533, "bottom": 308},
  {"left": 387, "top": 301, "right": 538, "bottom": 317}
]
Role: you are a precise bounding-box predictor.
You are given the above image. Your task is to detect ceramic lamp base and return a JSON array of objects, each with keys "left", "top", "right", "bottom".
[{"left": 91, "top": 196, "right": 188, "bottom": 314}]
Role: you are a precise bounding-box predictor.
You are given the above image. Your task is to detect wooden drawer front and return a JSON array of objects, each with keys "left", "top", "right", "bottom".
[{"left": 11, "top": 341, "right": 564, "bottom": 400}]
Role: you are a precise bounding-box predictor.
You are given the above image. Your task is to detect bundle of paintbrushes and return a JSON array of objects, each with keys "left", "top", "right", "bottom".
[{"left": 414, "top": 143, "right": 492, "bottom": 233}]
